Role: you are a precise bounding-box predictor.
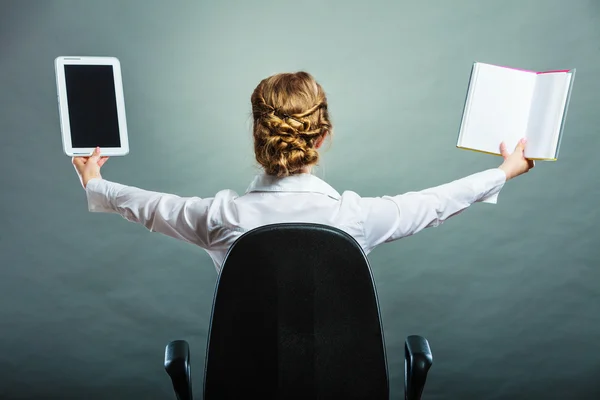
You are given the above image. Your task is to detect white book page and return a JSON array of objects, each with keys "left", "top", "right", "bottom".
[
  {"left": 525, "top": 73, "right": 571, "bottom": 159},
  {"left": 458, "top": 64, "right": 536, "bottom": 155}
]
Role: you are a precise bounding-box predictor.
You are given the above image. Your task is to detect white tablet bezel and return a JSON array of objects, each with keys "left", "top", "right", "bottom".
[{"left": 55, "top": 56, "right": 130, "bottom": 157}]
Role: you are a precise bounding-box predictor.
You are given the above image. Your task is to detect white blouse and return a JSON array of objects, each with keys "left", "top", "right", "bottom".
[{"left": 85, "top": 168, "right": 507, "bottom": 272}]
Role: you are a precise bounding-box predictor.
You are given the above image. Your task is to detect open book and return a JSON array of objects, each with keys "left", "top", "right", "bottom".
[{"left": 457, "top": 62, "right": 576, "bottom": 160}]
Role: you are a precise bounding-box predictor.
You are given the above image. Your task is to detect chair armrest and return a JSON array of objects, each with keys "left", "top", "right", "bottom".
[
  {"left": 164, "top": 340, "right": 193, "bottom": 400},
  {"left": 404, "top": 335, "right": 433, "bottom": 400}
]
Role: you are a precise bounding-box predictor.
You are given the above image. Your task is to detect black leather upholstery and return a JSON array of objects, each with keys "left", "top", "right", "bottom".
[{"left": 164, "top": 223, "right": 433, "bottom": 399}]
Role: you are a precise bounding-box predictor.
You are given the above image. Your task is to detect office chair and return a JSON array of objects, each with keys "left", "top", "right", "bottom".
[{"left": 164, "top": 223, "right": 433, "bottom": 399}]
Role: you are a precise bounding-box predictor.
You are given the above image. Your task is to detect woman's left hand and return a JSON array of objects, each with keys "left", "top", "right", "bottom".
[{"left": 72, "top": 147, "right": 109, "bottom": 189}]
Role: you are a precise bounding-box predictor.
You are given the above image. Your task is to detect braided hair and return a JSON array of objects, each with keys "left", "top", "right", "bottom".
[{"left": 250, "top": 72, "right": 332, "bottom": 177}]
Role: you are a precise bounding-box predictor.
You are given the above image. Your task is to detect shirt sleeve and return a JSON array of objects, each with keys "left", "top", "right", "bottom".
[
  {"left": 84, "top": 178, "right": 216, "bottom": 248},
  {"left": 359, "top": 168, "right": 507, "bottom": 252}
]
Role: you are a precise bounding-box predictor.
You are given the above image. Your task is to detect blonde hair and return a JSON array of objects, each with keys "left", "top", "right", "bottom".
[{"left": 251, "top": 71, "right": 332, "bottom": 177}]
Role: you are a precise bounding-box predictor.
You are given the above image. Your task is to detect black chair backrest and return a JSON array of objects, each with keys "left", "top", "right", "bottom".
[{"left": 203, "top": 223, "right": 389, "bottom": 400}]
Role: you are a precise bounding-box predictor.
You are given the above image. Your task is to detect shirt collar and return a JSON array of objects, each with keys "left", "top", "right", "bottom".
[{"left": 245, "top": 172, "right": 341, "bottom": 200}]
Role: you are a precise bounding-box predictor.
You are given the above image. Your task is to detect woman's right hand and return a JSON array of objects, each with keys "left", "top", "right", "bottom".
[{"left": 498, "top": 138, "right": 535, "bottom": 180}]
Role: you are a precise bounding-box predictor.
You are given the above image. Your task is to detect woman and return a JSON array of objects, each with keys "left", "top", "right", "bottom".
[{"left": 72, "top": 72, "right": 534, "bottom": 272}]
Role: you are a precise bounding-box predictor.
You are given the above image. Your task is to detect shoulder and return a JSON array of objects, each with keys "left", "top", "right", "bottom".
[
  {"left": 338, "top": 190, "right": 384, "bottom": 207},
  {"left": 214, "top": 189, "right": 239, "bottom": 200},
  {"left": 338, "top": 190, "right": 400, "bottom": 218},
  {"left": 337, "top": 190, "right": 378, "bottom": 216},
  {"left": 186, "top": 189, "right": 239, "bottom": 214},
  {"left": 206, "top": 189, "right": 240, "bottom": 209},
  {"left": 338, "top": 189, "right": 361, "bottom": 204}
]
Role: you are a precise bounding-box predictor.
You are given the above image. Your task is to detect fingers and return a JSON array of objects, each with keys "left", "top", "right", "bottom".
[
  {"left": 72, "top": 156, "right": 84, "bottom": 167},
  {"left": 73, "top": 147, "right": 105, "bottom": 169},
  {"left": 500, "top": 138, "right": 528, "bottom": 158},
  {"left": 98, "top": 156, "right": 110, "bottom": 167}
]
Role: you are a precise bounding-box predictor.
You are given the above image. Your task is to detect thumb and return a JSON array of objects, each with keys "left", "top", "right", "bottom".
[
  {"left": 89, "top": 146, "right": 102, "bottom": 162},
  {"left": 514, "top": 138, "right": 527, "bottom": 154},
  {"left": 499, "top": 142, "right": 509, "bottom": 159}
]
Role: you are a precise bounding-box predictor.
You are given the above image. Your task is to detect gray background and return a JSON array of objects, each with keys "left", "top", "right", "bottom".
[{"left": 1, "top": 0, "right": 599, "bottom": 398}]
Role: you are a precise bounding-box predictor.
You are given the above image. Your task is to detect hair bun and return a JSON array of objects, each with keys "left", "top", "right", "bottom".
[{"left": 251, "top": 72, "right": 332, "bottom": 177}]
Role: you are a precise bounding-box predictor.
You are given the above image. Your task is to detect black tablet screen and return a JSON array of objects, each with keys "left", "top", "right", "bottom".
[{"left": 64, "top": 65, "right": 121, "bottom": 148}]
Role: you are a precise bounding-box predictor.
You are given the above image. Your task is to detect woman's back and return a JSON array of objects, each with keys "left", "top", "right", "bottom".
[
  {"left": 205, "top": 172, "right": 357, "bottom": 270},
  {"left": 185, "top": 166, "right": 505, "bottom": 271}
]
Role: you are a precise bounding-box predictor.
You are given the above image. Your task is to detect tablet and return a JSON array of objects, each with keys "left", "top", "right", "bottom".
[{"left": 55, "top": 56, "right": 129, "bottom": 156}]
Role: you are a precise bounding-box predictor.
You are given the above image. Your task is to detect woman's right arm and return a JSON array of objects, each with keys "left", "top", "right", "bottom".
[{"left": 85, "top": 178, "right": 219, "bottom": 249}]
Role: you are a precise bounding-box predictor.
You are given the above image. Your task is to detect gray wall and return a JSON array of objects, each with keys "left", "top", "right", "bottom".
[{"left": 1, "top": 0, "right": 599, "bottom": 398}]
